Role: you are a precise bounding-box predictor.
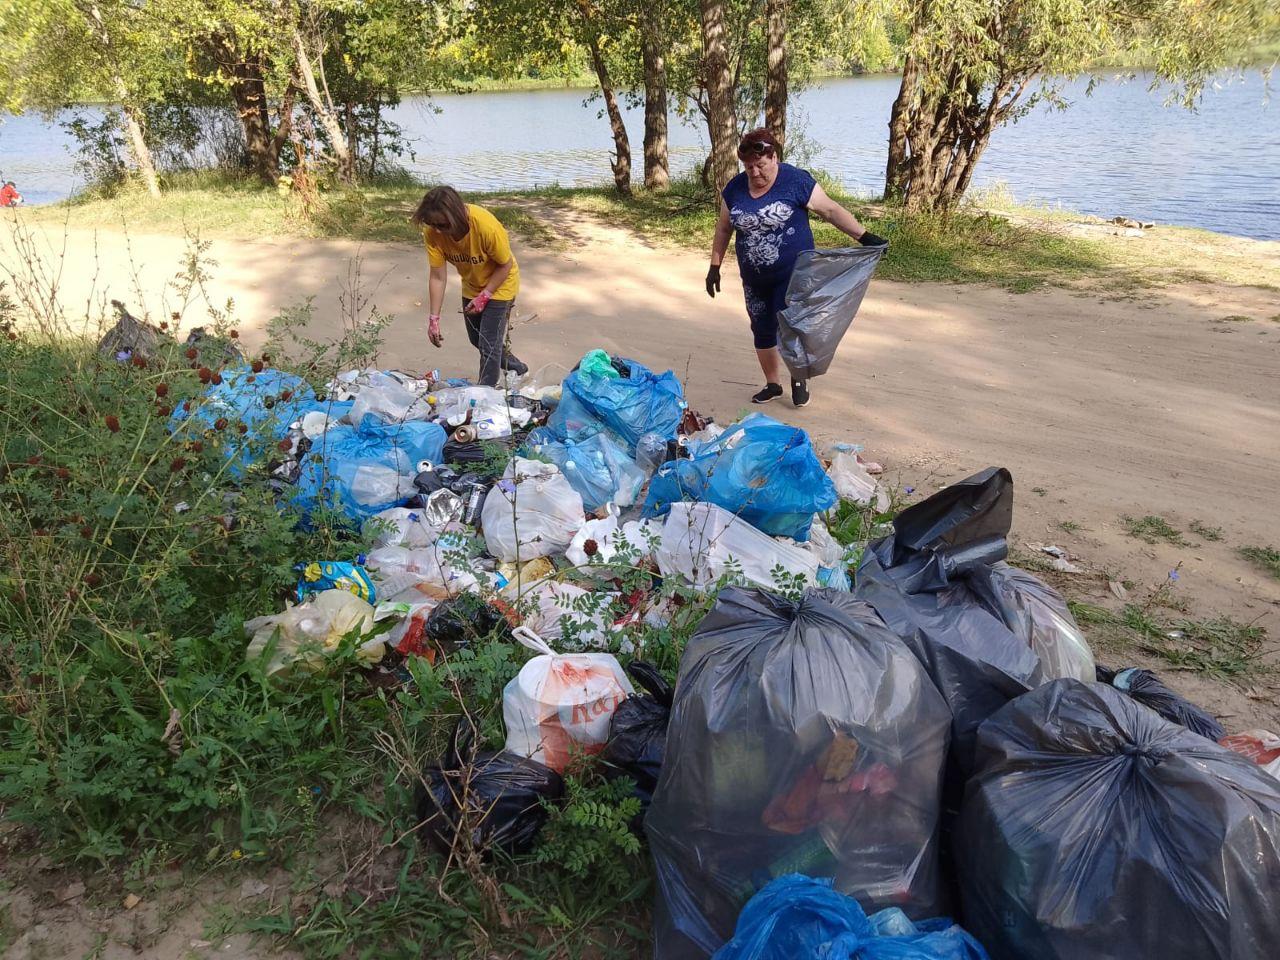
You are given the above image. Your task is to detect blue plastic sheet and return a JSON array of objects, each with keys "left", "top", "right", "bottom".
[
  {"left": 168, "top": 365, "right": 317, "bottom": 475},
  {"left": 545, "top": 355, "right": 685, "bottom": 454},
  {"left": 294, "top": 415, "right": 446, "bottom": 521},
  {"left": 531, "top": 432, "right": 646, "bottom": 512},
  {"left": 712, "top": 875, "right": 989, "bottom": 960},
  {"left": 643, "top": 413, "right": 837, "bottom": 542}
]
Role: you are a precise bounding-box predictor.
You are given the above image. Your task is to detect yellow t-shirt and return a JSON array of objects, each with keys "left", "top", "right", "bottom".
[{"left": 423, "top": 204, "right": 520, "bottom": 301}]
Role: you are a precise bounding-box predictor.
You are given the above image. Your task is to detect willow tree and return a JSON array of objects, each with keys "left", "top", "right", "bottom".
[{"left": 885, "top": 0, "right": 1280, "bottom": 212}]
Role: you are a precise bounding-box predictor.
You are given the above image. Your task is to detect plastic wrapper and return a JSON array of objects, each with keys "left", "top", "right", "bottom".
[
  {"left": 480, "top": 457, "right": 585, "bottom": 562},
  {"left": 1095, "top": 664, "right": 1225, "bottom": 740},
  {"left": 502, "top": 628, "right": 635, "bottom": 773},
  {"left": 969, "top": 563, "right": 1096, "bottom": 683},
  {"left": 416, "top": 717, "right": 565, "bottom": 857},
  {"left": 294, "top": 560, "right": 376, "bottom": 603},
  {"left": 713, "top": 874, "right": 990, "bottom": 960},
  {"left": 169, "top": 365, "right": 318, "bottom": 476},
  {"left": 655, "top": 502, "right": 820, "bottom": 593},
  {"left": 293, "top": 415, "right": 447, "bottom": 521},
  {"left": 853, "top": 467, "right": 1043, "bottom": 776},
  {"left": 827, "top": 446, "right": 888, "bottom": 510},
  {"left": 546, "top": 354, "right": 685, "bottom": 454},
  {"left": 777, "top": 245, "right": 886, "bottom": 381},
  {"left": 533, "top": 431, "right": 646, "bottom": 512},
  {"left": 647, "top": 588, "right": 952, "bottom": 959},
  {"left": 243, "top": 590, "right": 379, "bottom": 675},
  {"left": 362, "top": 506, "right": 443, "bottom": 549},
  {"left": 644, "top": 413, "right": 837, "bottom": 542},
  {"left": 348, "top": 370, "right": 432, "bottom": 423},
  {"left": 363, "top": 544, "right": 480, "bottom": 602},
  {"left": 956, "top": 678, "right": 1280, "bottom": 960},
  {"left": 1220, "top": 730, "right": 1280, "bottom": 779},
  {"left": 602, "top": 661, "right": 673, "bottom": 821}
]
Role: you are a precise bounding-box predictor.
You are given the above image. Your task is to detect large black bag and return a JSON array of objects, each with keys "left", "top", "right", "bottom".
[
  {"left": 646, "top": 588, "right": 952, "bottom": 960},
  {"left": 415, "top": 717, "right": 564, "bottom": 857},
  {"left": 854, "top": 468, "right": 1044, "bottom": 777},
  {"left": 1095, "top": 664, "right": 1224, "bottom": 741},
  {"left": 956, "top": 678, "right": 1280, "bottom": 960},
  {"left": 601, "top": 661, "right": 673, "bottom": 821},
  {"left": 777, "top": 245, "right": 887, "bottom": 380}
]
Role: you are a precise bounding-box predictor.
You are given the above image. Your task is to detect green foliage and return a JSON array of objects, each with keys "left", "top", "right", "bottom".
[
  {"left": 1190, "top": 520, "right": 1225, "bottom": 542},
  {"left": 1122, "top": 514, "right": 1188, "bottom": 546},
  {"left": 1239, "top": 545, "right": 1280, "bottom": 579},
  {"left": 534, "top": 771, "right": 644, "bottom": 893}
]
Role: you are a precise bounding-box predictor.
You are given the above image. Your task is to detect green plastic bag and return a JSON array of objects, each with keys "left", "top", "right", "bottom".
[{"left": 579, "top": 349, "right": 620, "bottom": 380}]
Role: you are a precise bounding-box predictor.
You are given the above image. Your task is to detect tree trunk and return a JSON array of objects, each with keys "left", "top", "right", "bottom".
[
  {"left": 885, "top": 53, "right": 918, "bottom": 200},
  {"left": 582, "top": 29, "right": 632, "bottom": 196},
  {"left": 641, "top": 5, "right": 669, "bottom": 190},
  {"left": 699, "top": 0, "right": 738, "bottom": 193},
  {"left": 223, "top": 51, "right": 278, "bottom": 185},
  {"left": 290, "top": 25, "right": 355, "bottom": 184},
  {"left": 764, "top": 0, "right": 787, "bottom": 147},
  {"left": 117, "top": 85, "right": 160, "bottom": 198}
]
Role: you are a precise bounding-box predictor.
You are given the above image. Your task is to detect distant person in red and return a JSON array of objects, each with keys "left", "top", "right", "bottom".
[{"left": 0, "top": 182, "right": 23, "bottom": 207}]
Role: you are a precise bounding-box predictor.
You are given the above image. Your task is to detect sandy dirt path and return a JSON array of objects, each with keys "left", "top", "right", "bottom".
[
  {"left": 4, "top": 206, "right": 1280, "bottom": 704},
  {"left": 4, "top": 204, "right": 1280, "bottom": 960}
]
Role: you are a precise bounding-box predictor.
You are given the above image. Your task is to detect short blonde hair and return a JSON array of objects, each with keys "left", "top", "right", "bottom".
[{"left": 411, "top": 185, "right": 470, "bottom": 239}]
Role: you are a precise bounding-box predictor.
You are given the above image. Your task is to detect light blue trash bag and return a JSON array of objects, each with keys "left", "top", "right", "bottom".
[
  {"left": 531, "top": 432, "right": 647, "bottom": 512},
  {"left": 294, "top": 414, "right": 446, "bottom": 521},
  {"left": 643, "top": 413, "right": 836, "bottom": 541},
  {"left": 168, "top": 365, "right": 317, "bottom": 475},
  {"left": 546, "top": 354, "right": 685, "bottom": 454},
  {"left": 712, "top": 875, "right": 989, "bottom": 960}
]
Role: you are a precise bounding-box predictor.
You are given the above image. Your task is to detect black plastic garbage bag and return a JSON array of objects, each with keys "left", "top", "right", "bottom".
[
  {"left": 1096, "top": 664, "right": 1224, "bottom": 741},
  {"left": 956, "top": 678, "right": 1280, "bottom": 960},
  {"left": 602, "top": 661, "right": 673, "bottom": 820},
  {"left": 426, "top": 593, "right": 514, "bottom": 649},
  {"left": 777, "top": 245, "right": 887, "bottom": 381},
  {"left": 646, "top": 587, "right": 952, "bottom": 960},
  {"left": 416, "top": 716, "right": 565, "bottom": 856},
  {"left": 854, "top": 468, "right": 1043, "bottom": 776}
]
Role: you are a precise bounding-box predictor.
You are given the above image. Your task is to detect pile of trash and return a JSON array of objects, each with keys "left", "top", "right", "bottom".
[{"left": 167, "top": 344, "right": 1280, "bottom": 960}]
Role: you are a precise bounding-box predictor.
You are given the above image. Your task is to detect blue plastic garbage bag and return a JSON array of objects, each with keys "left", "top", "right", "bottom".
[
  {"left": 168, "top": 365, "right": 317, "bottom": 475},
  {"left": 643, "top": 413, "right": 836, "bottom": 542},
  {"left": 531, "top": 431, "right": 647, "bottom": 512},
  {"left": 294, "top": 414, "right": 446, "bottom": 521},
  {"left": 712, "top": 875, "right": 989, "bottom": 960},
  {"left": 545, "top": 355, "right": 685, "bottom": 453}
]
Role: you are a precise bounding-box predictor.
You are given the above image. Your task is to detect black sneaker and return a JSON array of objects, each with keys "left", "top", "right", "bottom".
[
  {"left": 791, "top": 379, "right": 810, "bottom": 407},
  {"left": 751, "top": 383, "right": 784, "bottom": 404}
]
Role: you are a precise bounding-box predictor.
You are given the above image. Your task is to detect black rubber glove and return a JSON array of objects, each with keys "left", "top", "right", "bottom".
[
  {"left": 859, "top": 231, "right": 887, "bottom": 247},
  {"left": 705, "top": 264, "right": 721, "bottom": 298}
]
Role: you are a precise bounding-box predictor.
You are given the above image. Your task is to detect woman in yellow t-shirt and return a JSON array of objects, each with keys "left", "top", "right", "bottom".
[{"left": 411, "top": 185, "right": 528, "bottom": 386}]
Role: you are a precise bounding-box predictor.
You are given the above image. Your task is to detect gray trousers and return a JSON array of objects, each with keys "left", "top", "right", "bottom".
[{"left": 463, "top": 297, "right": 526, "bottom": 387}]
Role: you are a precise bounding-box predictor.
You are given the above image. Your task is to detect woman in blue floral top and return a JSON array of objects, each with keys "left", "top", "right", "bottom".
[{"left": 706, "top": 128, "right": 885, "bottom": 407}]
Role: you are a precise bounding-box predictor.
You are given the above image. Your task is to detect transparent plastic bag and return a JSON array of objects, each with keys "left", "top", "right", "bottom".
[
  {"left": 502, "top": 628, "right": 635, "bottom": 773},
  {"left": 647, "top": 588, "right": 952, "bottom": 959},
  {"left": 534, "top": 432, "right": 646, "bottom": 512},
  {"left": 361, "top": 506, "right": 442, "bottom": 549},
  {"left": 655, "top": 502, "right": 820, "bottom": 592},
  {"left": 480, "top": 457, "right": 585, "bottom": 562},
  {"left": 244, "top": 590, "right": 379, "bottom": 675},
  {"left": 348, "top": 371, "right": 432, "bottom": 423},
  {"left": 546, "top": 354, "right": 685, "bottom": 454}
]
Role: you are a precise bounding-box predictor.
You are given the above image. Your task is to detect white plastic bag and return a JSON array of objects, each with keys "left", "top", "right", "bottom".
[
  {"left": 362, "top": 507, "right": 442, "bottom": 549},
  {"left": 502, "top": 628, "right": 634, "bottom": 772},
  {"left": 1219, "top": 730, "right": 1280, "bottom": 780},
  {"left": 655, "top": 501, "right": 820, "bottom": 592},
  {"left": 517, "top": 362, "right": 569, "bottom": 403},
  {"left": 827, "top": 446, "right": 888, "bottom": 510},
  {"left": 244, "top": 591, "right": 379, "bottom": 675},
  {"left": 363, "top": 544, "right": 479, "bottom": 601},
  {"left": 565, "top": 507, "right": 620, "bottom": 566},
  {"left": 510, "top": 580, "right": 616, "bottom": 650},
  {"left": 481, "top": 458, "right": 585, "bottom": 562}
]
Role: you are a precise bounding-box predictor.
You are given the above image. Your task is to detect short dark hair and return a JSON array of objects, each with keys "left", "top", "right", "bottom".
[
  {"left": 411, "top": 185, "right": 470, "bottom": 239},
  {"left": 737, "top": 128, "right": 782, "bottom": 161}
]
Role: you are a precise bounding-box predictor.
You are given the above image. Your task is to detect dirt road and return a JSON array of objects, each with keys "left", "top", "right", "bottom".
[{"left": 5, "top": 206, "right": 1279, "bottom": 723}]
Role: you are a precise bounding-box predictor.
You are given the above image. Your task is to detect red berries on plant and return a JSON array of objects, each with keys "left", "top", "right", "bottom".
[
  {"left": 211, "top": 373, "right": 223, "bottom": 385},
  {"left": 278, "top": 439, "right": 292, "bottom": 452},
  {"left": 56, "top": 467, "right": 70, "bottom": 479},
  {"left": 170, "top": 457, "right": 187, "bottom": 472},
  {"left": 214, "top": 418, "right": 228, "bottom": 431},
  {"left": 251, "top": 360, "right": 264, "bottom": 373},
  {"left": 155, "top": 383, "right": 169, "bottom": 398},
  {"left": 131, "top": 355, "right": 147, "bottom": 368},
  {"left": 105, "top": 415, "right": 120, "bottom": 433},
  {"left": 84, "top": 573, "right": 102, "bottom": 587},
  {"left": 197, "top": 367, "right": 212, "bottom": 383},
  {"left": 229, "top": 330, "right": 239, "bottom": 339},
  {"left": 185, "top": 347, "right": 198, "bottom": 360}
]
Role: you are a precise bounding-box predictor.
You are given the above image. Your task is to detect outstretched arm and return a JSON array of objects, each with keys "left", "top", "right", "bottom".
[{"left": 807, "top": 183, "right": 884, "bottom": 245}]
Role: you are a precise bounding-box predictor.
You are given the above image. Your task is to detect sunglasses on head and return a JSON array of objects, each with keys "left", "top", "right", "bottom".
[{"left": 740, "top": 140, "right": 774, "bottom": 158}]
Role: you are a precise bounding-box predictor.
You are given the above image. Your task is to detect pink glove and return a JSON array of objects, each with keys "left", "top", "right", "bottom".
[
  {"left": 428, "top": 314, "right": 443, "bottom": 347},
  {"left": 466, "top": 290, "right": 492, "bottom": 314}
]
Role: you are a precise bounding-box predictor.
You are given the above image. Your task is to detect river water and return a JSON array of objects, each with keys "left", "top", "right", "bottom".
[{"left": 2, "top": 73, "right": 1276, "bottom": 239}]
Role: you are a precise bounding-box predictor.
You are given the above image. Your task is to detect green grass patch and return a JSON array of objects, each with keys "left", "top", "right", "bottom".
[
  {"left": 1122, "top": 514, "right": 1188, "bottom": 546},
  {"left": 1058, "top": 520, "right": 1081, "bottom": 534},
  {"left": 1189, "top": 520, "right": 1224, "bottom": 542},
  {"left": 1240, "top": 545, "right": 1280, "bottom": 579}
]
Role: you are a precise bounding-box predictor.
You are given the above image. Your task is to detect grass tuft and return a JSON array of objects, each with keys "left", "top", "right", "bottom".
[
  {"left": 1122, "top": 514, "right": 1188, "bottom": 546},
  {"left": 1240, "top": 545, "right": 1280, "bottom": 579}
]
